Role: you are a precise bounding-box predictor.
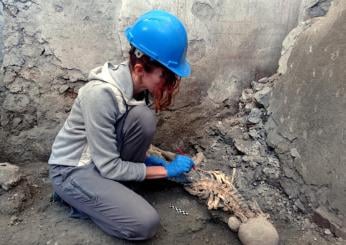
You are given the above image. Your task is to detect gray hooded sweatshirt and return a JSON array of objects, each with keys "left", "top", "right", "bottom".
[{"left": 48, "top": 61, "right": 147, "bottom": 181}]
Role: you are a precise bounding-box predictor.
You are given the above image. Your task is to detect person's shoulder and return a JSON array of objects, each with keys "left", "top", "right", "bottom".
[
  {"left": 78, "top": 83, "right": 118, "bottom": 105},
  {"left": 81, "top": 81, "right": 117, "bottom": 94}
]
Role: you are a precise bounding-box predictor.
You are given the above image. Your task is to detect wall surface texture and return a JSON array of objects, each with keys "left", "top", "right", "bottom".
[
  {"left": 267, "top": 0, "right": 346, "bottom": 227},
  {"left": 0, "top": 0, "right": 307, "bottom": 162}
]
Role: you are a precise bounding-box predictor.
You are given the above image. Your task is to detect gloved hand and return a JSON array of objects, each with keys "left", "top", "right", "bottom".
[
  {"left": 144, "top": 155, "right": 168, "bottom": 166},
  {"left": 165, "top": 155, "right": 194, "bottom": 178}
]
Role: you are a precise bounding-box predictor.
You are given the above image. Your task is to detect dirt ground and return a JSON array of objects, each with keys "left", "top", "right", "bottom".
[{"left": 0, "top": 157, "right": 344, "bottom": 244}]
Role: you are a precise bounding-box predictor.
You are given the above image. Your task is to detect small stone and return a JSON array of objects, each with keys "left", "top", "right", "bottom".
[
  {"left": 251, "top": 81, "right": 265, "bottom": 91},
  {"left": 258, "top": 77, "right": 269, "bottom": 83},
  {"left": 262, "top": 167, "right": 280, "bottom": 180},
  {"left": 243, "top": 133, "right": 250, "bottom": 140},
  {"left": 12, "top": 117, "right": 22, "bottom": 127},
  {"left": 244, "top": 102, "right": 256, "bottom": 112},
  {"left": 254, "top": 87, "right": 272, "bottom": 108},
  {"left": 9, "top": 215, "right": 21, "bottom": 225},
  {"left": 324, "top": 229, "right": 332, "bottom": 235},
  {"left": 247, "top": 108, "right": 262, "bottom": 124},
  {"left": 249, "top": 161, "right": 258, "bottom": 168},
  {"left": 302, "top": 218, "right": 313, "bottom": 230},
  {"left": 290, "top": 148, "right": 301, "bottom": 158},
  {"left": 241, "top": 89, "right": 254, "bottom": 103},
  {"left": 294, "top": 199, "right": 307, "bottom": 213},
  {"left": 0, "top": 163, "right": 22, "bottom": 191},
  {"left": 234, "top": 139, "right": 261, "bottom": 156},
  {"left": 59, "top": 85, "right": 70, "bottom": 94},
  {"left": 249, "top": 129, "right": 260, "bottom": 139}
]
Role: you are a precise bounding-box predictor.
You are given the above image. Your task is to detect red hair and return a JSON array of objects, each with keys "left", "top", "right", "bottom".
[{"left": 129, "top": 47, "right": 180, "bottom": 111}]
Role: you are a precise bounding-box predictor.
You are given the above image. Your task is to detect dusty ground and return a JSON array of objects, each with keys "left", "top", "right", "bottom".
[{"left": 0, "top": 161, "right": 344, "bottom": 245}]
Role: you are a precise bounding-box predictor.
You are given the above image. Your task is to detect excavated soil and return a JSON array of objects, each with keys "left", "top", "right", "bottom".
[{"left": 0, "top": 162, "right": 343, "bottom": 245}]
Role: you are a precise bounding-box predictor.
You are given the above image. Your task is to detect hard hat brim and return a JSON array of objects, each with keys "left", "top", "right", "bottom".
[
  {"left": 169, "top": 59, "right": 191, "bottom": 78},
  {"left": 125, "top": 28, "right": 191, "bottom": 77}
]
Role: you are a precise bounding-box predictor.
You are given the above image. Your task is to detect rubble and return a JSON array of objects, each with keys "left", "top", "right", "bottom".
[
  {"left": 234, "top": 139, "right": 261, "bottom": 156},
  {"left": 0, "top": 162, "right": 22, "bottom": 191},
  {"left": 247, "top": 108, "right": 262, "bottom": 124},
  {"left": 148, "top": 146, "right": 280, "bottom": 245},
  {"left": 254, "top": 87, "right": 272, "bottom": 109}
]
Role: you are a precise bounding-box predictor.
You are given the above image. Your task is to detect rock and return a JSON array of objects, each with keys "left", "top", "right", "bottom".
[
  {"left": 262, "top": 167, "right": 280, "bottom": 180},
  {"left": 247, "top": 108, "right": 262, "bottom": 124},
  {"left": 294, "top": 199, "right": 307, "bottom": 213},
  {"left": 258, "top": 77, "right": 269, "bottom": 83},
  {"left": 240, "top": 88, "right": 254, "bottom": 103},
  {"left": 244, "top": 102, "right": 256, "bottom": 113},
  {"left": 228, "top": 216, "right": 241, "bottom": 232},
  {"left": 282, "top": 165, "right": 296, "bottom": 178},
  {"left": 313, "top": 207, "right": 346, "bottom": 239},
  {"left": 0, "top": 162, "right": 22, "bottom": 191},
  {"left": 234, "top": 139, "right": 261, "bottom": 156},
  {"left": 0, "top": 189, "right": 28, "bottom": 215},
  {"left": 249, "top": 161, "right": 258, "bottom": 168},
  {"left": 302, "top": 218, "right": 314, "bottom": 230},
  {"left": 248, "top": 129, "right": 260, "bottom": 139},
  {"left": 9, "top": 215, "right": 22, "bottom": 226},
  {"left": 238, "top": 216, "right": 279, "bottom": 245},
  {"left": 279, "top": 177, "right": 300, "bottom": 199},
  {"left": 58, "top": 85, "right": 70, "bottom": 94},
  {"left": 267, "top": 155, "right": 280, "bottom": 167},
  {"left": 266, "top": 130, "right": 290, "bottom": 154},
  {"left": 242, "top": 155, "right": 265, "bottom": 164},
  {"left": 251, "top": 81, "right": 265, "bottom": 91},
  {"left": 324, "top": 229, "right": 332, "bottom": 235},
  {"left": 307, "top": 0, "right": 332, "bottom": 18},
  {"left": 254, "top": 87, "right": 272, "bottom": 108},
  {"left": 290, "top": 148, "right": 301, "bottom": 158}
]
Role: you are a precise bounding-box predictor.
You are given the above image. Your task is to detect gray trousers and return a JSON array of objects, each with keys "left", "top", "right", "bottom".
[{"left": 49, "top": 105, "right": 160, "bottom": 240}]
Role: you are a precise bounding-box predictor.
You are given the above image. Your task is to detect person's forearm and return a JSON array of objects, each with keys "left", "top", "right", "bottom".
[{"left": 145, "top": 166, "right": 168, "bottom": 179}]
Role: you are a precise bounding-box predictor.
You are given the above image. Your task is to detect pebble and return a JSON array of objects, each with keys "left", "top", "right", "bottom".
[
  {"left": 9, "top": 215, "right": 22, "bottom": 226},
  {"left": 58, "top": 85, "right": 70, "bottom": 94},
  {"left": 324, "top": 229, "right": 332, "bottom": 235},
  {"left": 247, "top": 108, "right": 262, "bottom": 124},
  {"left": 258, "top": 77, "right": 269, "bottom": 83}
]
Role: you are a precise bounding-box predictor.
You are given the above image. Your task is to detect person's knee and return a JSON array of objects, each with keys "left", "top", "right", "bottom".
[
  {"left": 93, "top": 208, "right": 160, "bottom": 241},
  {"left": 129, "top": 105, "right": 156, "bottom": 137},
  {"left": 130, "top": 208, "right": 160, "bottom": 240}
]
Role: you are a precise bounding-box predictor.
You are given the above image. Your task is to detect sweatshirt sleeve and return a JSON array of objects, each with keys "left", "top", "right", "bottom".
[{"left": 79, "top": 83, "right": 146, "bottom": 181}]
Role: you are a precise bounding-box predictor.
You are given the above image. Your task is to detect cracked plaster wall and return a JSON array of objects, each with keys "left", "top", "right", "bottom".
[
  {"left": 0, "top": 0, "right": 316, "bottom": 163},
  {"left": 266, "top": 0, "right": 346, "bottom": 225}
]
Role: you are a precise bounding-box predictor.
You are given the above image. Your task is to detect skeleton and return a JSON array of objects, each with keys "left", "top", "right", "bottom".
[{"left": 148, "top": 145, "right": 279, "bottom": 245}]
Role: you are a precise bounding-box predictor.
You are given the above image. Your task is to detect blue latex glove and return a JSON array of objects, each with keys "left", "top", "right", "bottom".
[
  {"left": 165, "top": 155, "right": 194, "bottom": 178},
  {"left": 144, "top": 155, "right": 168, "bottom": 166}
]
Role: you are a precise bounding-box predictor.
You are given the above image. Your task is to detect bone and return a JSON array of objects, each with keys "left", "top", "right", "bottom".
[{"left": 147, "top": 145, "right": 279, "bottom": 245}]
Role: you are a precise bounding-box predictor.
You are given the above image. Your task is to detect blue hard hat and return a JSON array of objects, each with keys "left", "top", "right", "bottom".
[{"left": 125, "top": 10, "right": 191, "bottom": 77}]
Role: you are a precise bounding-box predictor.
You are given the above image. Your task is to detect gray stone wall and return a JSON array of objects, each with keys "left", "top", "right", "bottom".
[
  {"left": 266, "top": 0, "right": 346, "bottom": 226},
  {"left": 0, "top": 0, "right": 307, "bottom": 163},
  {"left": 0, "top": 3, "right": 3, "bottom": 67}
]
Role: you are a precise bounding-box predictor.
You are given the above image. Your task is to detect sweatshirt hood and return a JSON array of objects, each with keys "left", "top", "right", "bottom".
[{"left": 88, "top": 61, "right": 134, "bottom": 101}]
